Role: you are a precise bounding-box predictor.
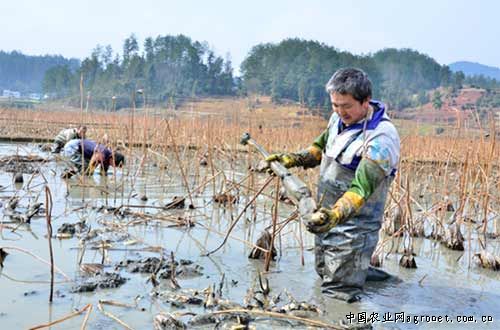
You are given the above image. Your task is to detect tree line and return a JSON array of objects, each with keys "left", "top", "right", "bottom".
[
  {"left": 42, "top": 34, "right": 235, "bottom": 109},
  {"left": 240, "top": 41, "right": 496, "bottom": 112},
  {"left": 2, "top": 36, "right": 499, "bottom": 111}
]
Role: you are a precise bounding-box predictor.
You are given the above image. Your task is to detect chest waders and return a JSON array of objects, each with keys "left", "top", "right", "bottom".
[{"left": 315, "top": 124, "right": 393, "bottom": 303}]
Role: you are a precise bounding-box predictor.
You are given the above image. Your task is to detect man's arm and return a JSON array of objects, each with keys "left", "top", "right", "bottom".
[
  {"left": 87, "top": 152, "right": 104, "bottom": 175},
  {"left": 266, "top": 128, "right": 328, "bottom": 169},
  {"left": 294, "top": 128, "right": 328, "bottom": 168},
  {"left": 307, "top": 133, "right": 399, "bottom": 234},
  {"left": 336, "top": 157, "right": 386, "bottom": 215}
]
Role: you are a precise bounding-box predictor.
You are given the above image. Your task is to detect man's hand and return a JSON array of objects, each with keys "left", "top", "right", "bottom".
[
  {"left": 265, "top": 153, "right": 299, "bottom": 168},
  {"left": 306, "top": 191, "right": 366, "bottom": 234},
  {"left": 306, "top": 207, "right": 342, "bottom": 234},
  {"left": 87, "top": 161, "right": 96, "bottom": 176},
  {"left": 87, "top": 153, "right": 101, "bottom": 176}
]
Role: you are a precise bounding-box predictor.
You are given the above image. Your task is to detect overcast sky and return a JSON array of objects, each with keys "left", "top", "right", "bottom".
[{"left": 1, "top": 0, "right": 497, "bottom": 71}]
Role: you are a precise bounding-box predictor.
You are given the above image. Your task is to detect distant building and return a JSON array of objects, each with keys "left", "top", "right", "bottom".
[
  {"left": 29, "top": 93, "right": 42, "bottom": 100},
  {"left": 2, "top": 90, "right": 21, "bottom": 98}
]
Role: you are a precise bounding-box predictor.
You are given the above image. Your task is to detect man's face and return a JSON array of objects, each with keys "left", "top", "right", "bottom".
[{"left": 330, "top": 92, "right": 370, "bottom": 125}]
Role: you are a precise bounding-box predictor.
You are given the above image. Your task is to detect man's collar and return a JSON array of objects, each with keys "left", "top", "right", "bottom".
[{"left": 337, "top": 101, "right": 385, "bottom": 132}]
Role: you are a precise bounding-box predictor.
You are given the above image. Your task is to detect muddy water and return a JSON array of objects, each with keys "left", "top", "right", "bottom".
[{"left": 0, "top": 142, "right": 499, "bottom": 329}]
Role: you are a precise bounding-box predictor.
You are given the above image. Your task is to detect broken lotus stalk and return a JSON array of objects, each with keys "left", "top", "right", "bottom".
[{"left": 240, "top": 132, "right": 317, "bottom": 219}]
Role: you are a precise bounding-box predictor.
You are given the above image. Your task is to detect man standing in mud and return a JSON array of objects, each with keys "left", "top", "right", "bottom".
[{"left": 267, "top": 68, "right": 400, "bottom": 302}]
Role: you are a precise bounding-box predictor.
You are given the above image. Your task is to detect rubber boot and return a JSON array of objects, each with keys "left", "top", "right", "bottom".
[{"left": 366, "top": 266, "right": 392, "bottom": 281}]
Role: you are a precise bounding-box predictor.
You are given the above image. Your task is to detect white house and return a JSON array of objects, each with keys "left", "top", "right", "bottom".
[
  {"left": 2, "top": 90, "right": 21, "bottom": 98},
  {"left": 29, "top": 93, "right": 42, "bottom": 100}
]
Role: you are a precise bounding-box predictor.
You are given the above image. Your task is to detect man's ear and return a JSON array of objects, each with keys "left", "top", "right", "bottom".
[{"left": 362, "top": 97, "right": 371, "bottom": 109}]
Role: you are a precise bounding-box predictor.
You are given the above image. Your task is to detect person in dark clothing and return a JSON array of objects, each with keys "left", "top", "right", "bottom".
[{"left": 61, "top": 139, "right": 124, "bottom": 178}]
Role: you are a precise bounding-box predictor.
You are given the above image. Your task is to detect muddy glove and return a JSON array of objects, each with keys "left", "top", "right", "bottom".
[
  {"left": 266, "top": 146, "right": 322, "bottom": 169},
  {"left": 306, "top": 191, "right": 364, "bottom": 234},
  {"left": 265, "top": 153, "right": 300, "bottom": 168},
  {"left": 307, "top": 158, "right": 388, "bottom": 234},
  {"left": 306, "top": 207, "right": 342, "bottom": 233}
]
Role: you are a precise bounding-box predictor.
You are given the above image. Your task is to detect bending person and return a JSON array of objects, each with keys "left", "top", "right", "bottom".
[
  {"left": 52, "top": 125, "right": 87, "bottom": 153},
  {"left": 62, "top": 139, "right": 124, "bottom": 178}
]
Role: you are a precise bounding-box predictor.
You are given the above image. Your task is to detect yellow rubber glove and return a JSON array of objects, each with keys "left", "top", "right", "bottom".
[
  {"left": 306, "top": 207, "right": 342, "bottom": 234},
  {"left": 265, "top": 153, "right": 299, "bottom": 168},
  {"left": 306, "top": 191, "right": 365, "bottom": 234}
]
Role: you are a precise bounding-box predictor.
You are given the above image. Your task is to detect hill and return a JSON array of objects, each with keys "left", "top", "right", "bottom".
[
  {"left": 0, "top": 51, "right": 79, "bottom": 94},
  {"left": 449, "top": 61, "right": 500, "bottom": 80},
  {"left": 394, "top": 86, "right": 500, "bottom": 129}
]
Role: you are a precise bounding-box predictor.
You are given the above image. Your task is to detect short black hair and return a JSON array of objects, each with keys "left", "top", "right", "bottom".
[
  {"left": 113, "top": 152, "right": 125, "bottom": 167},
  {"left": 325, "top": 68, "right": 372, "bottom": 103}
]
